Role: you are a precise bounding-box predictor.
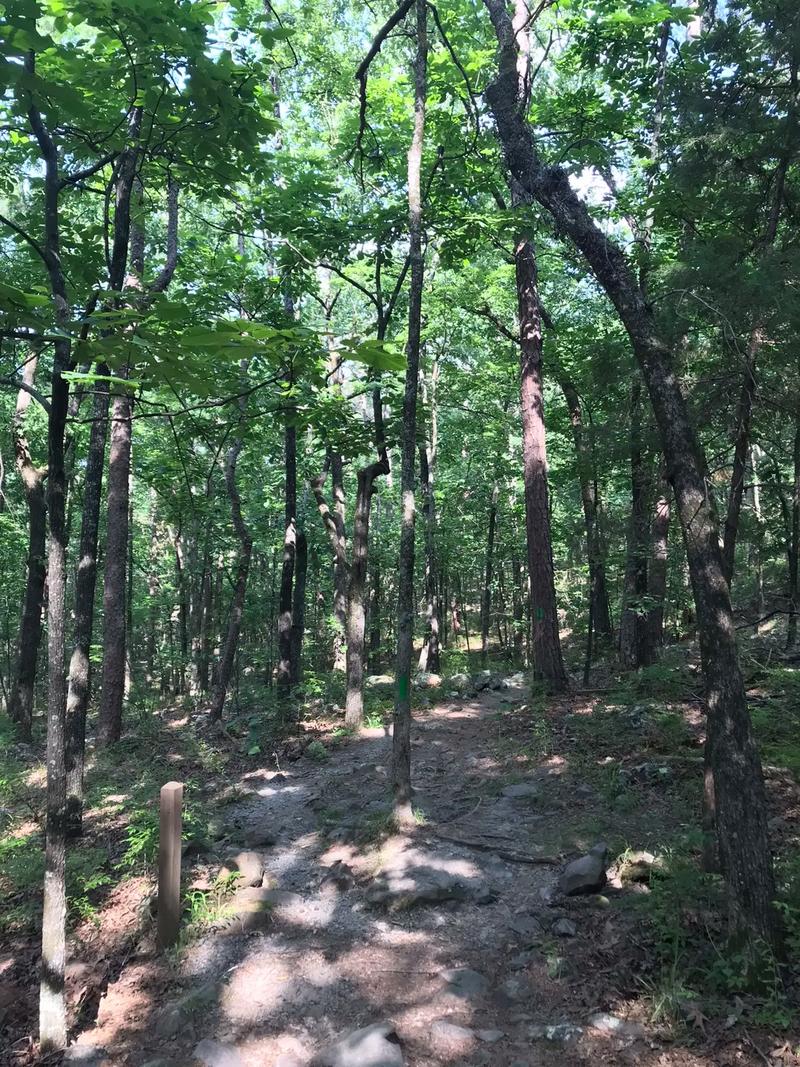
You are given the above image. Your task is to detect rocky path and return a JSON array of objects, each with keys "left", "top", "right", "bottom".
[{"left": 63, "top": 680, "right": 737, "bottom": 1067}]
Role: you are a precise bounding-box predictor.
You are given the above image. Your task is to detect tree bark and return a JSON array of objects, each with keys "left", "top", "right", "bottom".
[
  {"left": 558, "top": 373, "right": 613, "bottom": 648},
  {"left": 290, "top": 529, "right": 308, "bottom": 684},
  {"left": 312, "top": 452, "right": 349, "bottom": 671},
  {"left": 619, "top": 380, "right": 654, "bottom": 670},
  {"left": 392, "top": 0, "right": 427, "bottom": 825},
  {"left": 480, "top": 485, "right": 499, "bottom": 664},
  {"left": 417, "top": 443, "right": 441, "bottom": 673},
  {"left": 483, "top": 0, "right": 778, "bottom": 949},
  {"left": 9, "top": 352, "right": 47, "bottom": 740},
  {"left": 648, "top": 471, "right": 671, "bottom": 652},
  {"left": 515, "top": 236, "right": 568, "bottom": 690},
  {"left": 209, "top": 439, "right": 252, "bottom": 720},
  {"left": 721, "top": 335, "right": 758, "bottom": 587},
  {"left": 276, "top": 420, "right": 297, "bottom": 695},
  {"left": 787, "top": 408, "right": 800, "bottom": 648}
]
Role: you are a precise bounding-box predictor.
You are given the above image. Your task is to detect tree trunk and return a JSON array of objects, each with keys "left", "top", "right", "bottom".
[
  {"left": 290, "top": 530, "right": 308, "bottom": 684},
  {"left": 787, "top": 410, "right": 800, "bottom": 648},
  {"left": 276, "top": 421, "right": 296, "bottom": 695},
  {"left": 648, "top": 471, "right": 671, "bottom": 652},
  {"left": 9, "top": 353, "right": 47, "bottom": 740},
  {"left": 96, "top": 386, "right": 133, "bottom": 746},
  {"left": 345, "top": 456, "right": 388, "bottom": 725},
  {"left": 210, "top": 440, "right": 252, "bottom": 720},
  {"left": 619, "top": 380, "right": 654, "bottom": 670},
  {"left": 480, "top": 485, "right": 499, "bottom": 664},
  {"left": 64, "top": 380, "right": 110, "bottom": 835},
  {"left": 312, "top": 452, "right": 349, "bottom": 672},
  {"left": 417, "top": 443, "right": 441, "bottom": 673},
  {"left": 721, "top": 335, "right": 758, "bottom": 587},
  {"left": 483, "top": 0, "right": 778, "bottom": 949},
  {"left": 515, "top": 236, "right": 568, "bottom": 690},
  {"left": 558, "top": 373, "right": 613, "bottom": 646},
  {"left": 392, "top": 0, "right": 427, "bottom": 825}
]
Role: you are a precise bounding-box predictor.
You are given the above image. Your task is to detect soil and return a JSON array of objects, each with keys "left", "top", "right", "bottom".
[{"left": 43, "top": 677, "right": 799, "bottom": 1067}]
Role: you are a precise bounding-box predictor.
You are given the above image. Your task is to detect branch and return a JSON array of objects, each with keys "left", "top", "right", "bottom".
[
  {"left": 354, "top": 0, "right": 415, "bottom": 159},
  {"left": 0, "top": 212, "right": 49, "bottom": 267},
  {"left": 148, "top": 177, "right": 179, "bottom": 294},
  {"left": 60, "top": 150, "right": 119, "bottom": 188},
  {"left": 0, "top": 375, "right": 52, "bottom": 413}
]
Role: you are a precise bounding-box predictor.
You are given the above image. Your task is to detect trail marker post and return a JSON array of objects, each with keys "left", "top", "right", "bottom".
[{"left": 157, "top": 780, "right": 184, "bottom": 950}]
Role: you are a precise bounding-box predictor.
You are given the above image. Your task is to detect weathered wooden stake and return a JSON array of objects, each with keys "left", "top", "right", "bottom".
[{"left": 157, "top": 780, "right": 183, "bottom": 950}]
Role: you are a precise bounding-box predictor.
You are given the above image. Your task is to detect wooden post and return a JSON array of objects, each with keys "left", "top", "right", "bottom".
[{"left": 157, "top": 781, "right": 183, "bottom": 950}]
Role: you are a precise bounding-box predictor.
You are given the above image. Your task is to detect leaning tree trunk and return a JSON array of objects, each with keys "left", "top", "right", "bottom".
[
  {"left": 209, "top": 439, "right": 252, "bottom": 720},
  {"left": 392, "top": 0, "right": 427, "bottom": 826},
  {"left": 515, "top": 237, "right": 568, "bottom": 690},
  {"left": 483, "top": 0, "right": 778, "bottom": 950},
  {"left": 9, "top": 353, "right": 47, "bottom": 740}
]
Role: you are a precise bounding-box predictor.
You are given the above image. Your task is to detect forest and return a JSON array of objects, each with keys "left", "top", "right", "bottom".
[{"left": 0, "top": 0, "right": 799, "bottom": 1063}]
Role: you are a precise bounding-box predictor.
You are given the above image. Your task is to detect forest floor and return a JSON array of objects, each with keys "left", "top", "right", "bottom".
[{"left": 2, "top": 640, "right": 800, "bottom": 1066}]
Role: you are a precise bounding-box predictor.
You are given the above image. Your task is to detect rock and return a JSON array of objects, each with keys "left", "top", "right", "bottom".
[
  {"left": 618, "top": 850, "right": 661, "bottom": 885},
  {"left": 365, "top": 674, "right": 394, "bottom": 689},
  {"left": 321, "top": 860, "right": 356, "bottom": 891},
  {"left": 63, "top": 1046, "right": 107, "bottom": 1066},
  {"left": 217, "top": 886, "right": 298, "bottom": 934},
  {"left": 508, "top": 950, "right": 534, "bottom": 971},
  {"left": 368, "top": 853, "right": 493, "bottom": 910},
  {"left": 574, "top": 782, "right": 594, "bottom": 799},
  {"left": 311, "top": 1022, "right": 404, "bottom": 1067},
  {"left": 193, "top": 1039, "right": 244, "bottom": 1067},
  {"left": 241, "top": 826, "right": 277, "bottom": 849},
  {"left": 537, "top": 884, "right": 557, "bottom": 906},
  {"left": 448, "top": 672, "right": 471, "bottom": 690},
  {"left": 476, "top": 1029, "right": 504, "bottom": 1043},
  {"left": 430, "top": 1020, "right": 473, "bottom": 1054},
  {"left": 306, "top": 739, "right": 329, "bottom": 762},
  {"left": 500, "top": 783, "right": 540, "bottom": 800},
  {"left": 508, "top": 914, "right": 544, "bottom": 943},
  {"left": 442, "top": 967, "right": 488, "bottom": 1000},
  {"left": 275, "top": 1057, "right": 305, "bottom": 1067},
  {"left": 155, "top": 1006, "right": 185, "bottom": 1039},
  {"left": 528, "top": 1023, "right": 583, "bottom": 1042},
  {"left": 141, "top": 1059, "right": 176, "bottom": 1067},
  {"left": 499, "top": 977, "right": 527, "bottom": 1002},
  {"left": 587, "top": 1012, "right": 645, "bottom": 1038},
  {"left": 501, "top": 672, "right": 527, "bottom": 689},
  {"left": 414, "top": 672, "right": 442, "bottom": 689},
  {"left": 552, "top": 917, "right": 577, "bottom": 937},
  {"left": 473, "top": 670, "right": 494, "bottom": 691},
  {"left": 220, "top": 850, "right": 263, "bottom": 887},
  {"left": 558, "top": 843, "right": 608, "bottom": 896},
  {"left": 177, "top": 982, "right": 218, "bottom": 1015}
]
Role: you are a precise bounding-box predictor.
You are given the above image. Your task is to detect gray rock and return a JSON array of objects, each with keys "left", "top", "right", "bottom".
[
  {"left": 414, "top": 672, "right": 442, "bottom": 689},
  {"left": 154, "top": 1006, "right": 184, "bottom": 1039},
  {"left": 552, "top": 917, "right": 577, "bottom": 937},
  {"left": 618, "top": 850, "right": 660, "bottom": 885},
  {"left": 473, "top": 670, "right": 494, "bottom": 691},
  {"left": 500, "top": 783, "right": 540, "bottom": 800},
  {"left": 501, "top": 672, "right": 527, "bottom": 689},
  {"left": 442, "top": 967, "right": 488, "bottom": 1000},
  {"left": 241, "top": 826, "right": 277, "bottom": 848},
  {"left": 430, "top": 1020, "right": 473, "bottom": 1053},
  {"left": 141, "top": 1059, "right": 176, "bottom": 1067},
  {"left": 476, "top": 1029, "right": 504, "bottom": 1044},
  {"left": 193, "top": 1040, "right": 244, "bottom": 1067},
  {"left": 499, "top": 977, "right": 527, "bottom": 1002},
  {"left": 508, "top": 950, "right": 535, "bottom": 971},
  {"left": 63, "top": 1046, "right": 106, "bottom": 1066},
  {"left": 587, "top": 1012, "right": 645, "bottom": 1038},
  {"left": 537, "top": 883, "right": 557, "bottom": 906},
  {"left": 365, "top": 674, "right": 394, "bottom": 689},
  {"left": 448, "top": 672, "right": 471, "bottom": 690},
  {"left": 528, "top": 1023, "right": 583, "bottom": 1042},
  {"left": 368, "top": 858, "right": 493, "bottom": 910},
  {"left": 508, "top": 914, "right": 544, "bottom": 943},
  {"left": 275, "top": 1057, "right": 304, "bottom": 1067},
  {"left": 311, "top": 1022, "right": 404, "bottom": 1067},
  {"left": 221, "top": 849, "right": 263, "bottom": 887},
  {"left": 558, "top": 843, "right": 608, "bottom": 896}
]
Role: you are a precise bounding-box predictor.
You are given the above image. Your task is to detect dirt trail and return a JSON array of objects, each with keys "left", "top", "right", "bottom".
[{"left": 66, "top": 681, "right": 771, "bottom": 1067}]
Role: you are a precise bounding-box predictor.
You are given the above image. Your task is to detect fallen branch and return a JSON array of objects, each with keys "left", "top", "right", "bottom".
[{"left": 430, "top": 827, "right": 559, "bottom": 865}]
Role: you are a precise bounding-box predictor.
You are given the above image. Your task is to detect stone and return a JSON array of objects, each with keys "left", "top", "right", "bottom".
[
  {"left": 218, "top": 886, "right": 299, "bottom": 934},
  {"left": 193, "top": 1039, "right": 244, "bottom": 1067},
  {"left": 414, "top": 672, "right": 442, "bottom": 689},
  {"left": 552, "top": 917, "right": 577, "bottom": 937},
  {"left": 500, "top": 782, "right": 539, "bottom": 800},
  {"left": 499, "top": 977, "right": 527, "bottom": 1002},
  {"left": 430, "top": 1020, "right": 474, "bottom": 1054},
  {"left": 558, "top": 843, "right": 608, "bottom": 896},
  {"left": 365, "top": 674, "right": 394, "bottom": 688},
  {"left": 508, "top": 914, "right": 544, "bottom": 943},
  {"left": 221, "top": 850, "right": 263, "bottom": 887},
  {"left": 141, "top": 1059, "right": 176, "bottom": 1067},
  {"left": 311, "top": 1022, "right": 404, "bottom": 1067},
  {"left": 275, "top": 1057, "right": 305, "bottom": 1067},
  {"left": 368, "top": 859, "right": 493, "bottom": 910},
  {"left": 321, "top": 860, "right": 356, "bottom": 891},
  {"left": 508, "top": 950, "right": 534, "bottom": 971},
  {"left": 618, "top": 850, "right": 660, "bottom": 885},
  {"left": 537, "top": 884, "right": 557, "bottom": 906},
  {"left": 442, "top": 967, "right": 488, "bottom": 1000},
  {"left": 155, "top": 1006, "right": 185, "bottom": 1039},
  {"left": 177, "top": 982, "right": 218, "bottom": 1015},
  {"left": 473, "top": 670, "right": 494, "bottom": 691},
  {"left": 528, "top": 1023, "right": 583, "bottom": 1042},
  {"left": 241, "top": 826, "right": 277, "bottom": 849},
  {"left": 587, "top": 1012, "right": 645, "bottom": 1038},
  {"left": 476, "top": 1029, "right": 504, "bottom": 1043},
  {"left": 64, "top": 1046, "right": 107, "bottom": 1066},
  {"left": 501, "top": 672, "right": 527, "bottom": 689},
  {"left": 448, "top": 672, "right": 471, "bottom": 690}
]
